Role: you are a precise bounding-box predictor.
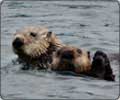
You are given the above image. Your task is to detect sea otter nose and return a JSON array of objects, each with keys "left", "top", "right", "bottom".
[
  {"left": 61, "top": 50, "right": 74, "bottom": 60},
  {"left": 12, "top": 38, "right": 24, "bottom": 49}
]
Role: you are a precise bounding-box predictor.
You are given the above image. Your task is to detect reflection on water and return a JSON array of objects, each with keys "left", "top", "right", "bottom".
[{"left": 1, "top": 0, "right": 119, "bottom": 99}]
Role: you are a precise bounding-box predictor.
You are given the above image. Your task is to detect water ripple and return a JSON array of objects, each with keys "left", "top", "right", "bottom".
[
  {"left": 9, "top": 14, "right": 32, "bottom": 18},
  {"left": 56, "top": 4, "right": 104, "bottom": 9}
]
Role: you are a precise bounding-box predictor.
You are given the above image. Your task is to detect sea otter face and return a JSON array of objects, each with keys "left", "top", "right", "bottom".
[
  {"left": 51, "top": 46, "right": 91, "bottom": 73},
  {"left": 12, "top": 26, "right": 62, "bottom": 59}
]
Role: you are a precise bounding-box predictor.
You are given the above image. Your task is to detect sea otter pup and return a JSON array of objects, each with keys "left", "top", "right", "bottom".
[
  {"left": 12, "top": 26, "right": 63, "bottom": 70},
  {"left": 50, "top": 46, "right": 91, "bottom": 73},
  {"left": 51, "top": 46, "right": 115, "bottom": 81}
]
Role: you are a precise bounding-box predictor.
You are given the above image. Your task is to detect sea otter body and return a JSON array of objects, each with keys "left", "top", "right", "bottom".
[{"left": 12, "top": 26, "right": 63, "bottom": 69}]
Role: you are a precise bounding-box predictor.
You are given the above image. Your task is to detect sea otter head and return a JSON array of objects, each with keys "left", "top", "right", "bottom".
[
  {"left": 51, "top": 46, "right": 91, "bottom": 73},
  {"left": 12, "top": 26, "right": 63, "bottom": 62}
]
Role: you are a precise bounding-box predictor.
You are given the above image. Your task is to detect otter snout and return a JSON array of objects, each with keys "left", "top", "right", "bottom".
[
  {"left": 12, "top": 37, "right": 24, "bottom": 49},
  {"left": 61, "top": 50, "right": 74, "bottom": 60}
]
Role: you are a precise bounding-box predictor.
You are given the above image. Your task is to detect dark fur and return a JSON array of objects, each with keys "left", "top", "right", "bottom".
[{"left": 88, "top": 51, "right": 115, "bottom": 81}]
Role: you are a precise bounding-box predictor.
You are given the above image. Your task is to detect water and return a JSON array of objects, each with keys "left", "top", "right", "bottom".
[{"left": 1, "top": 0, "right": 119, "bottom": 99}]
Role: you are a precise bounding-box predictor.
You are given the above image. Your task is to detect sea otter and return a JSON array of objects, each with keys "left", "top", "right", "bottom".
[
  {"left": 50, "top": 46, "right": 115, "bottom": 81},
  {"left": 12, "top": 26, "right": 115, "bottom": 81},
  {"left": 12, "top": 26, "right": 63, "bottom": 70}
]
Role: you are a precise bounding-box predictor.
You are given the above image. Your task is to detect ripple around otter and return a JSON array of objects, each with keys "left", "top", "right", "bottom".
[
  {"left": 9, "top": 14, "right": 32, "bottom": 18},
  {"left": 1, "top": 0, "right": 119, "bottom": 99}
]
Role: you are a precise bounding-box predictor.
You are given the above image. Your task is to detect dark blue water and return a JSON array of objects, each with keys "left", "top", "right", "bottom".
[{"left": 1, "top": 0, "right": 119, "bottom": 99}]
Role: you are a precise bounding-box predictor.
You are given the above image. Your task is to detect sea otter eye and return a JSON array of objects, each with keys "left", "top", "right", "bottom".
[
  {"left": 30, "top": 32, "right": 37, "bottom": 37},
  {"left": 77, "top": 49, "right": 82, "bottom": 54}
]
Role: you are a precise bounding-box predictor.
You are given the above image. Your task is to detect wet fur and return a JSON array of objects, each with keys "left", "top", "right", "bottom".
[
  {"left": 51, "top": 46, "right": 91, "bottom": 73},
  {"left": 87, "top": 51, "right": 115, "bottom": 81},
  {"left": 12, "top": 26, "right": 63, "bottom": 69}
]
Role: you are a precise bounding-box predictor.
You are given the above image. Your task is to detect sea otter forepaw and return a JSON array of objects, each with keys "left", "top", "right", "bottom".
[{"left": 104, "top": 74, "right": 115, "bottom": 81}]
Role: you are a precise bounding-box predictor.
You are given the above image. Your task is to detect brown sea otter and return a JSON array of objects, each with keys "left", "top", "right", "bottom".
[{"left": 12, "top": 26, "right": 63, "bottom": 70}]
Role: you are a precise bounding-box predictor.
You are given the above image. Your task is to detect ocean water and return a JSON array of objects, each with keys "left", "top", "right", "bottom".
[{"left": 1, "top": 0, "right": 119, "bottom": 99}]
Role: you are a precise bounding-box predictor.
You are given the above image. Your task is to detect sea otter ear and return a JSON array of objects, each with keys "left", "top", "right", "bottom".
[
  {"left": 47, "top": 31, "right": 52, "bottom": 37},
  {"left": 87, "top": 51, "right": 90, "bottom": 59}
]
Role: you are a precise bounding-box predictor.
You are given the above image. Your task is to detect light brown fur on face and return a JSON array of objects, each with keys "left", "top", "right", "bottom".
[
  {"left": 12, "top": 26, "right": 63, "bottom": 69},
  {"left": 51, "top": 46, "right": 91, "bottom": 73}
]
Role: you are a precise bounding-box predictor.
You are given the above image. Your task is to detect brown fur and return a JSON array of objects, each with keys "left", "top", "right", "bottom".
[
  {"left": 12, "top": 26, "right": 63, "bottom": 69},
  {"left": 50, "top": 46, "right": 91, "bottom": 73}
]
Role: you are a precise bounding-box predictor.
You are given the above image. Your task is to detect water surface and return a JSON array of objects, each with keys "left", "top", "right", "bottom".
[{"left": 1, "top": 0, "right": 119, "bottom": 99}]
